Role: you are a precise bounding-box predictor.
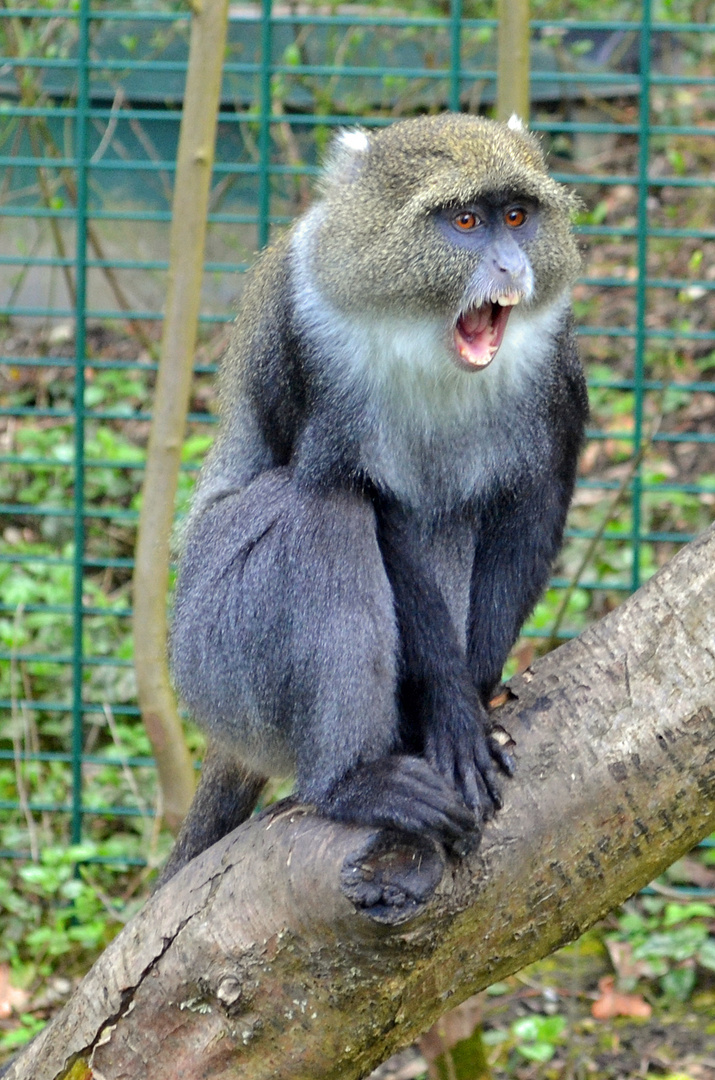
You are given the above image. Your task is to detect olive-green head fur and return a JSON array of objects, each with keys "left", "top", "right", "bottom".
[{"left": 302, "top": 112, "right": 580, "bottom": 317}]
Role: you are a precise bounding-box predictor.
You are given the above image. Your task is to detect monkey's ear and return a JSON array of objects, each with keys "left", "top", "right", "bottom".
[
  {"left": 505, "top": 113, "right": 549, "bottom": 169},
  {"left": 507, "top": 113, "right": 526, "bottom": 132},
  {"left": 320, "top": 127, "right": 370, "bottom": 187}
]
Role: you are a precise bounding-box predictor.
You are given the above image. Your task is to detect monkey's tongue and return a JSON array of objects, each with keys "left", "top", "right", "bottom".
[{"left": 454, "top": 302, "right": 514, "bottom": 371}]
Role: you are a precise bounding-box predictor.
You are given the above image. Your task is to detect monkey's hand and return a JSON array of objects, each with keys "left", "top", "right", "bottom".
[{"left": 425, "top": 700, "right": 515, "bottom": 822}]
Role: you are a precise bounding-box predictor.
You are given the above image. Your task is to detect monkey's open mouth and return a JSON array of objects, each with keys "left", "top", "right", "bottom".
[{"left": 453, "top": 294, "right": 520, "bottom": 371}]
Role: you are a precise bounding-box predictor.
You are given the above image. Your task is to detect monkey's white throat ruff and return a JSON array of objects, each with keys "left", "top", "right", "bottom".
[{"left": 454, "top": 300, "right": 516, "bottom": 371}]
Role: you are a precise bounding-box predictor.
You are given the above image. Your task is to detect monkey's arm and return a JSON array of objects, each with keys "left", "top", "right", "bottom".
[
  {"left": 469, "top": 326, "right": 588, "bottom": 702},
  {"left": 377, "top": 502, "right": 511, "bottom": 822},
  {"left": 467, "top": 480, "right": 574, "bottom": 704}
]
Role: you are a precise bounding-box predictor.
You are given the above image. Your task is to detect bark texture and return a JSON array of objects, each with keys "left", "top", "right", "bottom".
[{"left": 8, "top": 524, "right": 715, "bottom": 1080}]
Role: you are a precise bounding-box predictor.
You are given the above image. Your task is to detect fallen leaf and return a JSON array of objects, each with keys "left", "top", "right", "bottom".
[
  {"left": 591, "top": 975, "right": 652, "bottom": 1020},
  {"left": 511, "top": 642, "right": 536, "bottom": 677},
  {"left": 0, "top": 965, "right": 29, "bottom": 1018}
]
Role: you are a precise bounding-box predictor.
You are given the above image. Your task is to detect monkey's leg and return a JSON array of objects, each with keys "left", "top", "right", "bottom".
[
  {"left": 156, "top": 745, "right": 266, "bottom": 887},
  {"left": 171, "top": 469, "right": 476, "bottom": 851}
]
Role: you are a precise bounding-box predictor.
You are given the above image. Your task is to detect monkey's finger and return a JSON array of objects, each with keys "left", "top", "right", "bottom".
[
  {"left": 425, "top": 733, "right": 496, "bottom": 821},
  {"left": 458, "top": 766, "right": 487, "bottom": 818},
  {"left": 377, "top": 791, "right": 477, "bottom": 843},
  {"left": 424, "top": 737, "right": 456, "bottom": 783},
  {"left": 460, "top": 759, "right": 500, "bottom": 821},
  {"left": 476, "top": 759, "right": 504, "bottom": 813},
  {"left": 388, "top": 755, "right": 475, "bottom": 811},
  {"left": 468, "top": 734, "right": 505, "bottom": 809}
]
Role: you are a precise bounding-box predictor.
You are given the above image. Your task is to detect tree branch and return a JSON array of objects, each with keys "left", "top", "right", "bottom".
[{"left": 9, "top": 524, "right": 715, "bottom": 1080}]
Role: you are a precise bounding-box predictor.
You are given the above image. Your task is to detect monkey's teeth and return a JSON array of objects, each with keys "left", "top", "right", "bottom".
[{"left": 491, "top": 292, "right": 521, "bottom": 306}]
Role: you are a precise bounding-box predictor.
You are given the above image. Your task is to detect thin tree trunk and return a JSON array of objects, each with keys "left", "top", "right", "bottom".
[
  {"left": 497, "top": 0, "right": 530, "bottom": 120},
  {"left": 9, "top": 524, "right": 715, "bottom": 1080},
  {"left": 133, "top": 0, "right": 230, "bottom": 831}
]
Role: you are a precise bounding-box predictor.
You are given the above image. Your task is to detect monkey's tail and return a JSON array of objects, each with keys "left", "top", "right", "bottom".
[{"left": 156, "top": 741, "right": 266, "bottom": 888}]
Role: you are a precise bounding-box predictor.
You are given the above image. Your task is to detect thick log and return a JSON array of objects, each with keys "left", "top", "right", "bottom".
[{"left": 7, "top": 524, "right": 715, "bottom": 1080}]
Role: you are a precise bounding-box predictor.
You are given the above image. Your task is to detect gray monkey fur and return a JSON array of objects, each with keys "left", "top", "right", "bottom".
[{"left": 161, "top": 113, "right": 588, "bottom": 885}]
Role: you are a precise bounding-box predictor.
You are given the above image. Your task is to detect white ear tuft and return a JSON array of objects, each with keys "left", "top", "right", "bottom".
[
  {"left": 337, "top": 128, "right": 370, "bottom": 153},
  {"left": 507, "top": 113, "right": 526, "bottom": 132},
  {"left": 320, "top": 127, "right": 370, "bottom": 189}
]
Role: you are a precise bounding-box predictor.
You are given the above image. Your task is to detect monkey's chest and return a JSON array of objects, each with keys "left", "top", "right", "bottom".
[
  {"left": 361, "top": 419, "right": 482, "bottom": 508},
  {"left": 359, "top": 400, "right": 533, "bottom": 511},
  {"left": 339, "top": 310, "right": 553, "bottom": 509}
]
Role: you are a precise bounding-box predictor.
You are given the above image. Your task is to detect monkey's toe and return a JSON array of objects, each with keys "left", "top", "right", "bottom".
[{"left": 314, "top": 754, "right": 479, "bottom": 847}]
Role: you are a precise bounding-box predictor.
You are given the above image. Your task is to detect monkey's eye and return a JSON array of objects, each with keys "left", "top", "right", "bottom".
[
  {"left": 453, "top": 211, "right": 480, "bottom": 231},
  {"left": 504, "top": 206, "right": 527, "bottom": 228}
]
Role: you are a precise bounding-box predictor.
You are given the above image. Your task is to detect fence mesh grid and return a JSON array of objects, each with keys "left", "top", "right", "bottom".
[{"left": 0, "top": 0, "right": 713, "bottom": 863}]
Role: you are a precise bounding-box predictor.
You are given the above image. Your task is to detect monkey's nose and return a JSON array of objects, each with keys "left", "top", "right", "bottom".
[
  {"left": 489, "top": 241, "right": 532, "bottom": 297},
  {"left": 491, "top": 250, "right": 527, "bottom": 279}
]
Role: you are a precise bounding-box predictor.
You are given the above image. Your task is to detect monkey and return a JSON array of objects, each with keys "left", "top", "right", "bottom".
[{"left": 160, "top": 112, "right": 588, "bottom": 885}]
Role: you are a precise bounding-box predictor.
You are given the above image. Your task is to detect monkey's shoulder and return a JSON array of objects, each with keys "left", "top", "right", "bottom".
[
  {"left": 218, "top": 236, "right": 310, "bottom": 464},
  {"left": 222, "top": 233, "right": 296, "bottom": 384}
]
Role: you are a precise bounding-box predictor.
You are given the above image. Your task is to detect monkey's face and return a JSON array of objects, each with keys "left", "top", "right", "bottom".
[
  {"left": 305, "top": 114, "right": 580, "bottom": 371},
  {"left": 436, "top": 199, "right": 537, "bottom": 371}
]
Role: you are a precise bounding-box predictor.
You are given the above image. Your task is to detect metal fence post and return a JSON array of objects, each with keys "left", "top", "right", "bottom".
[{"left": 70, "top": 0, "right": 92, "bottom": 846}]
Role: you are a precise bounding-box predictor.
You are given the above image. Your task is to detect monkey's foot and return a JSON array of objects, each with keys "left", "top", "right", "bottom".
[
  {"left": 341, "top": 830, "right": 446, "bottom": 925},
  {"left": 316, "top": 755, "right": 478, "bottom": 851}
]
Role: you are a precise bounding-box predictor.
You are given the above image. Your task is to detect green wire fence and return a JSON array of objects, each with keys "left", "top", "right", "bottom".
[{"left": 0, "top": 0, "right": 713, "bottom": 866}]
